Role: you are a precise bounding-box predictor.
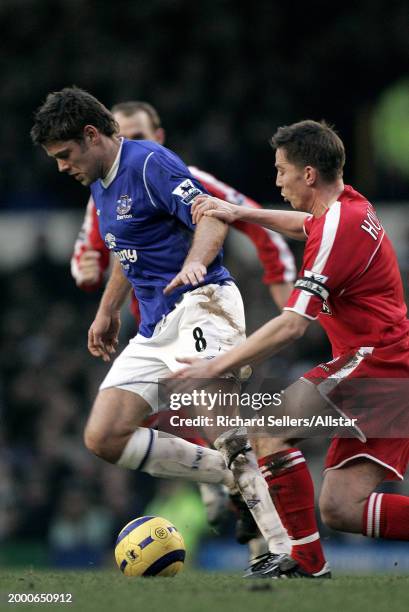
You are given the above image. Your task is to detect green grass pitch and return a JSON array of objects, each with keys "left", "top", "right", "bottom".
[{"left": 1, "top": 570, "right": 408, "bottom": 612}]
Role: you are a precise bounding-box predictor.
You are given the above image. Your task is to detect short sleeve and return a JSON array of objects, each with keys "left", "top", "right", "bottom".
[
  {"left": 303, "top": 214, "right": 314, "bottom": 237},
  {"left": 143, "top": 151, "right": 207, "bottom": 230},
  {"left": 284, "top": 203, "right": 348, "bottom": 320},
  {"left": 284, "top": 201, "right": 383, "bottom": 320}
]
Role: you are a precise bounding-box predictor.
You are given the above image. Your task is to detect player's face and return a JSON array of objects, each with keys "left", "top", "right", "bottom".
[
  {"left": 114, "top": 110, "right": 164, "bottom": 143},
  {"left": 44, "top": 139, "right": 102, "bottom": 186},
  {"left": 275, "top": 148, "right": 311, "bottom": 211}
]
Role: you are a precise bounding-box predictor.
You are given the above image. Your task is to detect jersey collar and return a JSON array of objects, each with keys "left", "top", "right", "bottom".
[{"left": 101, "top": 138, "right": 124, "bottom": 189}]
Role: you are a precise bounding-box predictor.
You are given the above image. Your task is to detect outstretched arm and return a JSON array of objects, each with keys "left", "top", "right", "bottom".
[
  {"left": 192, "top": 196, "right": 308, "bottom": 241},
  {"left": 187, "top": 169, "right": 296, "bottom": 309},
  {"left": 173, "top": 310, "right": 310, "bottom": 379},
  {"left": 164, "top": 216, "right": 228, "bottom": 294},
  {"left": 88, "top": 258, "right": 132, "bottom": 361}
]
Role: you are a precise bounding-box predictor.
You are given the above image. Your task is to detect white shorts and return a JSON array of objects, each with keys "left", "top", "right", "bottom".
[{"left": 99, "top": 282, "right": 246, "bottom": 411}]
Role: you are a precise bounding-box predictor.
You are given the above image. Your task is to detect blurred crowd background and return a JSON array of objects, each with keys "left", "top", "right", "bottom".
[{"left": 0, "top": 0, "right": 408, "bottom": 571}]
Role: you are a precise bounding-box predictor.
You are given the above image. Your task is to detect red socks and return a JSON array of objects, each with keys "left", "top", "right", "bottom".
[
  {"left": 259, "top": 448, "right": 327, "bottom": 574},
  {"left": 363, "top": 492, "right": 409, "bottom": 539}
]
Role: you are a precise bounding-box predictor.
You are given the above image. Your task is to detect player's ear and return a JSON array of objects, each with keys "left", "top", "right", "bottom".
[
  {"left": 83, "top": 125, "right": 100, "bottom": 145},
  {"left": 155, "top": 128, "right": 166, "bottom": 145},
  {"left": 304, "top": 165, "right": 317, "bottom": 186}
]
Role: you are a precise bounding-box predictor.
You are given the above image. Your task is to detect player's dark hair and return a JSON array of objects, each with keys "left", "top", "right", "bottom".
[
  {"left": 271, "top": 120, "right": 345, "bottom": 182},
  {"left": 30, "top": 87, "right": 118, "bottom": 145},
  {"left": 111, "top": 101, "right": 162, "bottom": 130}
]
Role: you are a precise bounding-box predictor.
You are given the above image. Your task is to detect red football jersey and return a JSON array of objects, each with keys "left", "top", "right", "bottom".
[
  {"left": 284, "top": 185, "right": 409, "bottom": 356},
  {"left": 70, "top": 196, "right": 110, "bottom": 290}
]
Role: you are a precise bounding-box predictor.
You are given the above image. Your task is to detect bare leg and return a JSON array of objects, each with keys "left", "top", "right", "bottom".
[{"left": 319, "top": 459, "right": 387, "bottom": 533}]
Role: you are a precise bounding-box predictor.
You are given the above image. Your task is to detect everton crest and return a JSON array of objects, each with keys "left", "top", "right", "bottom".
[{"left": 116, "top": 195, "right": 133, "bottom": 219}]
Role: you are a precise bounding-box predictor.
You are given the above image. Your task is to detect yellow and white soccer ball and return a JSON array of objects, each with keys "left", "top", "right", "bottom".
[{"left": 114, "top": 515, "right": 186, "bottom": 577}]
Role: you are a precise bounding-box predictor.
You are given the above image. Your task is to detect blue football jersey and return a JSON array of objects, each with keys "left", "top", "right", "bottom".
[{"left": 91, "top": 139, "right": 233, "bottom": 337}]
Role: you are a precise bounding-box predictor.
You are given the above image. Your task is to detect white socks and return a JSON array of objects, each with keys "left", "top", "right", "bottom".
[
  {"left": 117, "top": 427, "right": 290, "bottom": 556},
  {"left": 117, "top": 427, "right": 234, "bottom": 488},
  {"left": 229, "top": 450, "right": 291, "bottom": 555}
]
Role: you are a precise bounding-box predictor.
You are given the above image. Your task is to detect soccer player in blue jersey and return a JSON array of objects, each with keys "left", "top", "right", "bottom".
[{"left": 31, "top": 88, "right": 292, "bottom": 573}]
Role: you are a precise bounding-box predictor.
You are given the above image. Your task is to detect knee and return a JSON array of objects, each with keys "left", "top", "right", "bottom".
[
  {"left": 319, "top": 481, "right": 365, "bottom": 533},
  {"left": 319, "top": 488, "right": 361, "bottom": 532},
  {"left": 320, "top": 495, "right": 367, "bottom": 534},
  {"left": 250, "top": 436, "right": 289, "bottom": 458},
  {"left": 319, "top": 466, "right": 375, "bottom": 534},
  {"left": 319, "top": 494, "right": 346, "bottom": 531},
  {"left": 83, "top": 426, "right": 118, "bottom": 463}
]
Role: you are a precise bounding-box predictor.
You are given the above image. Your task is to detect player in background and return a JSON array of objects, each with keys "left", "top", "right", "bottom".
[
  {"left": 31, "top": 88, "right": 294, "bottom": 575},
  {"left": 174, "top": 119, "right": 409, "bottom": 578},
  {"left": 71, "top": 101, "right": 296, "bottom": 310}
]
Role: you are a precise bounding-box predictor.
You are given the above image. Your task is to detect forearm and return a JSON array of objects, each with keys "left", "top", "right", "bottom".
[
  {"left": 268, "top": 282, "right": 294, "bottom": 310},
  {"left": 208, "top": 312, "right": 309, "bottom": 376},
  {"left": 98, "top": 258, "right": 132, "bottom": 313},
  {"left": 234, "top": 207, "right": 308, "bottom": 241},
  {"left": 186, "top": 217, "right": 228, "bottom": 266}
]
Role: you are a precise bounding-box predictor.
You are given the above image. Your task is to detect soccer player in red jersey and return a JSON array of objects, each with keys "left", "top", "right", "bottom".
[
  {"left": 71, "top": 101, "right": 296, "bottom": 312},
  {"left": 174, "top": 120, "right": 409, "bottom": 578}
]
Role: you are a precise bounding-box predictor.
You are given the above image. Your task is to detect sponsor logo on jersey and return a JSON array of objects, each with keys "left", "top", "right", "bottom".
[
  {"left": 96, "top": 209, "right": 101, "bottom": 216},
  {"left": 116, "top": 195, "right": 133, "bottom": 220},
  {"left": 172, "top": 179, "right": 202, "bottom": 205},
  {"left": 104, "top": 233, "right": 116, "bottom": 249},
  {"left": 115, "top": 249, "right": 138, "bottom": 264}
]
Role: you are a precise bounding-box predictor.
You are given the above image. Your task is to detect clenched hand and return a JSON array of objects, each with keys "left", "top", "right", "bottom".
[{"left": 88, "top": 310, "right": 120, "bottom": 361}]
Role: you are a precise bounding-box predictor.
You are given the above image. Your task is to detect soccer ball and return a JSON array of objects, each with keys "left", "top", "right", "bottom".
[{"left": 114, "top": 515, "right": 186, "bottom": 577}]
